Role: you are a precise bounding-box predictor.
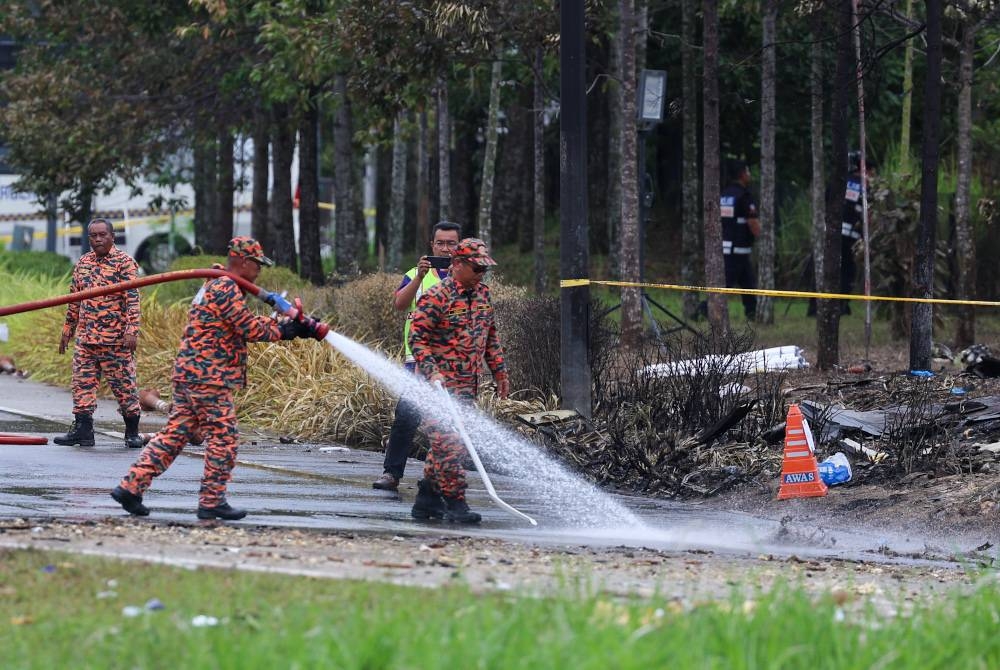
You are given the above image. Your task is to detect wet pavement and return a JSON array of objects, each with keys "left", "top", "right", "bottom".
[{"left": 0, "top": 374, "right": 979, "bottom": 567}]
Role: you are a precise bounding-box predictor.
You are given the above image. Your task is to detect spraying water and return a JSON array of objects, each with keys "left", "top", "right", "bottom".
[{"left": 323, "top": 331, "right": 643, "bottom": 529}]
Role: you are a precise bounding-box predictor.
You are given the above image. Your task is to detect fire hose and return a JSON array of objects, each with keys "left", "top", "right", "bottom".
[{"left": 0, "top": 268, "right": 330, "bottom": 444}]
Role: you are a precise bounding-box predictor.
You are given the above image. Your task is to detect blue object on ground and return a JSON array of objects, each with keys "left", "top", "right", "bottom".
[
  {"left": 818, "top": 452, "right": 852, "bottom": 486},
  {"left": 909, "top": 370, "right": 934, "bottom": 377}
]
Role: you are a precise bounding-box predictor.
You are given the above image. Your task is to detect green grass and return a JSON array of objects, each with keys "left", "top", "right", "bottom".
[{"left": 2, "top": 548, "right": 999, "bottom": 669}]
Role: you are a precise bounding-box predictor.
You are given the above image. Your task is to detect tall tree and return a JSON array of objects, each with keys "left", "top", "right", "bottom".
[
  {"left": 899, "top": 0, "right": 915, "bottom": 173},
  {"left": 702, "top": 0, "right": 728, "bottom": 333},
  {"left": 333, "top": 73, "right": 362, "bottom": 276},
  {"left": 619, "top": 0, "right": 642, "bottom": 347},
  {"left": 681, "top": 0, "right": 701, "bottom": 320},
  {"left": 607, "top": 2, "right": 623, "bottom": 279},
  {"left": 437, "top": 78, "right": 452, "bottom": 222},
  {"left": 817, "top": 0, "right": 854, "bottom": 370},
  {"left": 214, "top": 131, "right": 235, "bottom": 254},
  {"left": 909, "top": 0, "right": 943, "bottom": 370},
  {"left": 270, "top": 104, "right": 298, "bottom": 270},
  {"left": 251, "top": 108, "right": 271, "bottom": 252},
  {"left": 298, "top": 101, "right": 323, "bottom": 285},
  {"left": 810, "top": 7, "right": 826, "bottom": 300},
  {"left": 477, "top": 57, "right": 503, "bottom": 248},
  {"left": 756, "top": 0, "right": 778, "bottom": 325},
  {"left": 417, "top": 109, "right": 432, "bottom": 249},
  {"left": 954, "top": 15, "right": 978, "bottom": 347},
  {"left": 388, "top": 111, "right": 409, "bottom": 270},
  {"left": 533, "top": 46, "right": 547, "bottom": 295}
]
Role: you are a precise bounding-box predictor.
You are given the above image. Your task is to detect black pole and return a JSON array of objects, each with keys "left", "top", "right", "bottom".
[{"left": 559, "top": 0, "right": 592, "bottom": 419}]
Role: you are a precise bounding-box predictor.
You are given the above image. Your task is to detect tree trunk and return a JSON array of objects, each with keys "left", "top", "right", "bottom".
[
  {"left": 909, "top": 0, "right": 943, "bottom": 370},
  {"left": 298, "top": 102, "right": 323, "bottom": 285},
  {"left": 214, "top": 131, "right": 234, "bottom": 255},
  {"left": 270, "top": 103, "right": 298, "bottom": 270},
  {"left": 606, "top": 1, "right": 623, "bottom": 279},
  {"left": 333, "top": 73, "right": 361, "bottom": 275},
  {"left": 756, "top": 0, "right": 777, "bottom": 325},
  {"left": 681, "top": 0, "right": 701, "bottom": 320},
  {"left": 388, "top": 111, "right": 408, "bottom": 271},
  {"left": 477, "top": 57, "right": 503, "bottom": 249},
  {"left": 437, "top": 78, "right": 451, "bottom": 222},
  {"left": 533, "top": 46, "right": 547, "bottom": 295},
  {"left": 954, "top": 22, "right": 976, "bottom": 348},
  {"left": 900, "top": 0, "right": 915, "bottom": 174},
  {"left": 810, "top": 11, "right": 825, "bottom": 296},
  {"left": 193, "top": 138, "right": 219, "bottom": 252},
  {"left": 193, "top": 141, "right": 207, "bottom": 250},
  {"left": 251, "top": 108, "right": 270, "bottom": 252},
  {"left": 619, "top": 0, "right": 642, "bottom": 347},
  {"left": 375, "top": 144, "right": 392, "bottom": 266},
  {"left": 702, "top": 0, "right": 728, "bottom": 333},
  {"left": 416, "top": 109, "right": 431, "bottom": 252}
]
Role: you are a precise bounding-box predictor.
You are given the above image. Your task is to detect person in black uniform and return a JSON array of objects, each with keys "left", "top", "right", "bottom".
[
  {"left": 720, "top": 160, "right": 760, "bottom": 319},
  {"left": 839, "top": 153, "right": 876, "bottom": 314}
]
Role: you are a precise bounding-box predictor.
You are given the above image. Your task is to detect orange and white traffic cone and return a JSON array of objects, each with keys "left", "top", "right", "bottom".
[{"left": 777, "top": 403, "right": 828, "bottom": 500}]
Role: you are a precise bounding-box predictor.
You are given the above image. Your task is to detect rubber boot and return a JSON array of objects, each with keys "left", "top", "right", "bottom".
[
  {"left": 123, "top": 414, "right": 144, "bottom": 449},
  {"left": 197, "top": 502, "right": 247, "bottom": 521},
  {"left": 410, "top": 479, "right": 446, "bottom": 520},
  {"left": 53, "top": 413, "right": 95, "bottom": 447},
  {"left": 444, "top": 496, "right": 481, "bottom": 524}
]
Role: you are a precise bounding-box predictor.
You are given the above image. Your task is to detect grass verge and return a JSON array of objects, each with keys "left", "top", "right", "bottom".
[{"left": 2, "top": 548, "right": 998, "bottom": 669}]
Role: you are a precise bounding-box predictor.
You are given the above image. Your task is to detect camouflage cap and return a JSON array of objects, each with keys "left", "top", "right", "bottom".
[
  {"left": 228, "top": 236, "right": 273, "bottom": 266},
  {"left": 452, "top": 238, "right": 497, "bottom": 267}
]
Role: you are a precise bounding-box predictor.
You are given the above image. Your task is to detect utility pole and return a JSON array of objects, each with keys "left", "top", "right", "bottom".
[{"left": 560, "top": 0, "right": 592, "bottom": 418}]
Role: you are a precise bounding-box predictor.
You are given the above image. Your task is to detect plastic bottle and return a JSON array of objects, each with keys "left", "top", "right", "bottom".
[{"left": 817, "top": 452, "right": 852, "bottom": 486}]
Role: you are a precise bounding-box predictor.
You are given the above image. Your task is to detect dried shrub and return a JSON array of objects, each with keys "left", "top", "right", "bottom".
[
  {"left": 881, "top": 378, "right": 951, "bottom": 475},
  {"left": 329, "top": 272, "right": 405, "bottom": 352},
  {"left": 492, "top": 294, "right": 560, "bottom": 400}
]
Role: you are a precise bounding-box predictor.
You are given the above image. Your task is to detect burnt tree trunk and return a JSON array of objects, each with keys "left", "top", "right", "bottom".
[{"left": 909, "top": 0, "right": 943, "bottom": 370}]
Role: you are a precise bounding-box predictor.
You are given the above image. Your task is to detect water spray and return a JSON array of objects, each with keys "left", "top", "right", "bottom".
[{"left": 433, "top": 380, "right": 538, "bottom": 526}]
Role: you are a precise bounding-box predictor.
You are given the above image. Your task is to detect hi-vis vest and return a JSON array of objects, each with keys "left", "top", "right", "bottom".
[{"left": 403, "top": 268, "right": 445, "bottom": 363}]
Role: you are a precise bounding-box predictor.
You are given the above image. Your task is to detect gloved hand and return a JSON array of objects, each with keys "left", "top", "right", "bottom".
[
  {"left": 298, "top": 314, "right": 327, "bottom": 340},
  {"left": 278, "top": 318, "right": 311, "bottom": 340}
]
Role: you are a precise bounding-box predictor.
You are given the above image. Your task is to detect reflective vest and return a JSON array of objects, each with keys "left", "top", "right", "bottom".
[{"left": 402, "top": 267, "right": 446, "bottom": 363}]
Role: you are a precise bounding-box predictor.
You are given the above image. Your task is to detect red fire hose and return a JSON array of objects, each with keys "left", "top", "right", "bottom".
[{"left": 0, "top": 268, "right": 328, "bottom": 445}]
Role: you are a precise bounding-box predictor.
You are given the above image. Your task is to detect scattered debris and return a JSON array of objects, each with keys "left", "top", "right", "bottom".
[
  {"left": 818, "top": 453, "right": 852, "bottom": 486},
  {"left": 319, "top": 446, "right": 349, "bottom": 453},
  {"left": 643, "top": 346, "right": 809, "bottom": 377}
]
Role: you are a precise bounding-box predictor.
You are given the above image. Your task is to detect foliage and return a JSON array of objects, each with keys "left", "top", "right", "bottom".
[
  {"left": 328, "top": 272, "right": 406, "bottom": 353},
  {"left": 0, "top": 251, "right": 72, "bottom": 280}
]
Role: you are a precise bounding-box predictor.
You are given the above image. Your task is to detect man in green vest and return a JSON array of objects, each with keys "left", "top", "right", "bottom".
[{"left": 373, "top": 221, "right": 462, "bottom": 491}]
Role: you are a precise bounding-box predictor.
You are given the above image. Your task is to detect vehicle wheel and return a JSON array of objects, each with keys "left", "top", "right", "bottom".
[{"left": 139, "top": 234, "right": 192, "bottom": 274}]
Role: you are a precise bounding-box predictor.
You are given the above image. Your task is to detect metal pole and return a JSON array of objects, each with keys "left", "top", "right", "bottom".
[{"left": 560, "top": 0, "right": 592, "bottom": 419}]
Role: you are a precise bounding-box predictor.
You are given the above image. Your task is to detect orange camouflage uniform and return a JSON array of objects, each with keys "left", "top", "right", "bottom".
[
  {"left": 61, "top": 246, "right": 141, "bottom": 416},
  {"left": 120, "top": 268, "right": 282, "bottom": 507},
  {"left": 409, "top": 275, "right": 507, "bottom": 500}
]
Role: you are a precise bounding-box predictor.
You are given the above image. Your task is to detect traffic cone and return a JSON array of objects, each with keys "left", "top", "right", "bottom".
[{"left": 777, "top": 403, "right": 827, "bottom": 500}]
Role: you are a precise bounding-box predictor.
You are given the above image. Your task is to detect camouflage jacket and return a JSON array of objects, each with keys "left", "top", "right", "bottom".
[
  {"left": 173, "top": 270, "right": 281, "bottom": 389},
  {"left": 62, "top": 246, "right": 140, "bottom": 346},
  {"left": 409, "top": 276, "right": 507, "bottom": 386}
]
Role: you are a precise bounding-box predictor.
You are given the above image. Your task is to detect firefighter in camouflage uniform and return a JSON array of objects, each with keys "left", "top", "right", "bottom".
[
  {"left": 408, "top": 238, "right": 509, "bottom": 524},
  {"left": 55, "top": 218, "right": 143, "bottom": 448},
  {"left": 111, "top": 237, "right": 322, "bottom": 520}
]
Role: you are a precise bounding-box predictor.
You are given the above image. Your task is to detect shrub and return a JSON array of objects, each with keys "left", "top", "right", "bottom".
[
  {"left": 0, "top": 250, "right": 73, "bottom": 280},
  {"left": 493, "top": 294, "right": 560, "bottom": 400},
  {"left": 329, "top": 272, "right": 405, "bottom": 353}
]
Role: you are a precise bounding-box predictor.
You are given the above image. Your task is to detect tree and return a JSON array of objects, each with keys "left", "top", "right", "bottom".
[
  {"left": 619, "top": 0, "right": 643, "bottom": 347},
  {"left": 388, "top": 111, "right": 409, "bottom": 271},
  {"left": 756, "top": 0, "right": 777, "bottom": 325},
  {"left": 477, "top": 57, "right": 503, "bottom": 248},
  {"left": 680, "top": 0, "right": 702, "bottom": 320},
  {"left": 298, "top": 100, "right": 324, "bottom": 285},
  {"left": 909, "top": 0, "right": 943, "bottom": 370},
  {"left": 533, "top": 46, "right": 547, "bottom": 295},
  {"left": 332, "top": 73, "right": 363, "bottom": 276},
  {"left": 810, "top": 6, "right": 826, "bottom": 303},
  {"left": 702, "top": 0, "right": 728, "bottom": 333}
]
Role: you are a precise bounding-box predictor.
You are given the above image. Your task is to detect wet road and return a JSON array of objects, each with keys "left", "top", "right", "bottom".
[{"left": 0, "top": 407, "right": 969, "bottom": 566}]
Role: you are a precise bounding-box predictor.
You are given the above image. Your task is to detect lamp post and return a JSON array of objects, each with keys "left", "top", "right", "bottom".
[{"left": 636, "top": 70, "right": 666, "bottom": 285}]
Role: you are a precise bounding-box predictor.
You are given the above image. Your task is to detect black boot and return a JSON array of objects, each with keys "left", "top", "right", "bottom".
[
  {"left": 411, "top": 479, "right": 446, "bottom": 520},
  {"left": 110, "top": 486, "right": 149, "bottom": 516},
  {"left": 444, "top": 496, "right": 482, "bottom": 524},
  {"left": 197, "top": 502, "right": 247, "bottom": 521},
  {"left": 53, "top": 413, "right": 95, "bottom": 447},
  {"left": 123, "top": 414, "right": 143, "bottom": 449}
]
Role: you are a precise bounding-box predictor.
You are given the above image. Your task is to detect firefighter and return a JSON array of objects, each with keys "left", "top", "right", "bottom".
[
  {"left": 720, "top": 160, "right": 760, "bottom": 320},
  {"left": 373, "top": 221, "right": 462, "bottom": 492},
  {"left": 55, "top": 218, "right": 143, "bottom": 448},
  {"left": 111, "top": 237, "right": 321, "bottom": 520},
  {"left": 408, "top": 238, "right": 509, "bottom": 524}
]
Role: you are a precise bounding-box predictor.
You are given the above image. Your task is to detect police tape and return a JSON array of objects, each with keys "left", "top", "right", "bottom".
[{"left": 559, "top": 278, "right": 1000, "bottom": 308}]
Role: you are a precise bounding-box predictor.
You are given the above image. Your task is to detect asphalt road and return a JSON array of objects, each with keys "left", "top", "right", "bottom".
[{"left": 0, "top": 373, "right": 969, "bottom": 565}]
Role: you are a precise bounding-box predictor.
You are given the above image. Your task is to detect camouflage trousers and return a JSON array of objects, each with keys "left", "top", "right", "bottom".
[
  {"left": 120, "top": 382, "right": 238, "bottom": 508},
  {"left": 71, "top": 342, "right": 140, "bottom": 416},
  {"left": 422, "top": 382, "right": 476, "bottom": 500}
]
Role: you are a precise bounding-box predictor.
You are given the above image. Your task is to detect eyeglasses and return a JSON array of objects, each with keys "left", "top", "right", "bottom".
[{"left": 433, "top": 240, "right": 459, "bottom": 248}]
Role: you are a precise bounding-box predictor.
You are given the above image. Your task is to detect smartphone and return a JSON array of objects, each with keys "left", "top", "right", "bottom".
[{"left": 428, "top": 256, "right": 452, "bottom": 270}]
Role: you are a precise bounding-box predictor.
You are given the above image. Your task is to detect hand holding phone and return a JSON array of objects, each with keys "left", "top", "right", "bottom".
[{"left": 428, "top": 256, "right": 452, "bottom": 270}]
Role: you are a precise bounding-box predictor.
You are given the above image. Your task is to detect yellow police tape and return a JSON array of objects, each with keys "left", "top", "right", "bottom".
[{"left": 559, "top": 278, "right": 1000, "bottom": 308}]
